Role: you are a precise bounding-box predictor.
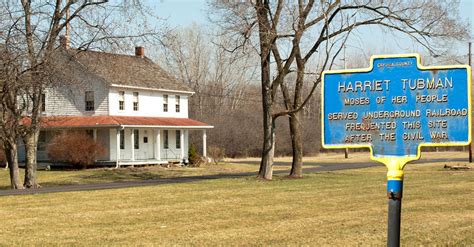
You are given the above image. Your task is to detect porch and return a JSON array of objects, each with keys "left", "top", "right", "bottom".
[
  {"left": 110, "top": 127, "right": 209, "bottom": 168},
  {"left": 95, "top": 159, "right": 170, "bottom": 168},
  {"left": 35, "top": 115, "right": 213, "bottom": 168}
]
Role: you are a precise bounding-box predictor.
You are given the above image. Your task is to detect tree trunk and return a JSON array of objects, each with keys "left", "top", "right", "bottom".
[
  {"left": 5, "top": 144, "right": 23, "bottom": 189},
  {"left": 289, "top": 111, "right": 303, "bottom": 178},
  {"left": 289, "top": 58, "right": 305, "bottom": 178},
  {"left": 255, "top": 0, "right": 276, "bottom": 180},
  {"left": 24, "top": 131, "right": 40, "bottom": 188},
  {"left": 258, "top": 96, "right": 275, "bottom": 180}
]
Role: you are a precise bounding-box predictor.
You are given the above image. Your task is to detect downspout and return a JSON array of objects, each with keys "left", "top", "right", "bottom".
[{"left": 115, "top": 125, "right": 124, "bottom": 169}]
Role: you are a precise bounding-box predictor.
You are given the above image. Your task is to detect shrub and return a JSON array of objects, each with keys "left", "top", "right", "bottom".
[
  {"left": 47, "top": 131, "right": 106, "bottom": 169},
  {"left": 188, "top": 144, "right": 202, "bottom": 167},
  {"left": 208, "top": 146, "right": 225, "bottom": 165}
]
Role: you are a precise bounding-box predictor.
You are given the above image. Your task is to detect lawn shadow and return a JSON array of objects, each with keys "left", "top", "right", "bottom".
[{"left": 76, "top": 169, "right": 164, "bottom": 183}]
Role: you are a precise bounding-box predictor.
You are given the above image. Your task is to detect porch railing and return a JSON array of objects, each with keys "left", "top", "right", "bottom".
[{"left": 163, "top": 149, "right": 181, "bottom": 160}]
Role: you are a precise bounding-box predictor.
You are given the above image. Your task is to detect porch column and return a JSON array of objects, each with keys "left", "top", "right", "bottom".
[
  {"left": 116, "top": 128, "right": 121, "bottom": 168},
  {"left": 202, "top": 129, "right": 207, "bottom": 157},
  {"left": 93, "top": 129, "right": 98, "bottom": 162},
  {"left": 155, "top": 129, "right": 161, "bottom": 160},
  {"left": 93, "top": 129, "right": 97, "bottom": 142},
  {"left": 131, "top": 129, "right": 135, "bottom": 161},
  {"left": 180, "top": 129, "right": 185, "bottom": 160}
]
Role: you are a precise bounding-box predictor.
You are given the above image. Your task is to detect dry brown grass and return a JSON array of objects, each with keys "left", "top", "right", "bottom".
[
  {"left": 0, "top": 157, "right": 471, "bottom": 245},
  {"left": 0, "top": 163, "right": 259, "bottom": 189},
  {"left": 227, "top": 150, "right": 471, "bottom": 164}
]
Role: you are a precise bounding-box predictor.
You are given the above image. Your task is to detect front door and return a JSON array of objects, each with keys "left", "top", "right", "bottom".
[
  {"left": 140, "top": 130, "right": 155, "bottom": 160},
  {"left": 140, "top": 130, "right": 148, "bottom": 160}
]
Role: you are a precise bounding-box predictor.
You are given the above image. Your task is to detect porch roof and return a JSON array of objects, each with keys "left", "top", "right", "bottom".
[{"left": 39, "top": 116, "right": 213, "bottom": 129}]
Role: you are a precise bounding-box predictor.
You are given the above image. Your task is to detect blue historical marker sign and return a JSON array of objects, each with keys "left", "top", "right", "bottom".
[{"left": 322, "top": 54, "right": 472, "bottom": 159}]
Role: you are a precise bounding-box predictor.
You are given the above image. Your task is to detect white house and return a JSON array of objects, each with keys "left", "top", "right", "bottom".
[{"left": 20, "top": 45, "right": 212, "bottom": 167}]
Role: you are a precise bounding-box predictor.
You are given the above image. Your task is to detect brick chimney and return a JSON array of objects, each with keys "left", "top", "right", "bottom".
[
  {"left": 59, "top": 35, "right": 69, "bottom": 49},
  {"left": 135, "top": 46, "right": 145, "bottom": 57}
]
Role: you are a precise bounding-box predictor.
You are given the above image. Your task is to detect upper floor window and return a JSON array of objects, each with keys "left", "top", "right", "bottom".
[
  {"left": 163, "top": 130, "right": 169, "bottom": 149},
  {"left": 163, "top": 94, "right": 168, "bottom": 112},
  {"left": 133, "top": 129, "right": 139, "bottom": 149},
  {"left": 175, "top": 95, "right": 180, "bottom": 113},
  {"left": 176, "top": 130, "right": 181, "bottom": 149},
  {"left": 41, "top": 93, "right": 45, "bottom": 112},
  {"left": 85, "top": 91, "right": 94, "bottom": 111},
  {"left": 133, "top": 92, "right": 139, "bottom": 111},
  {"left": 119, "top": 91, "right": 125, "bottom": 110}
]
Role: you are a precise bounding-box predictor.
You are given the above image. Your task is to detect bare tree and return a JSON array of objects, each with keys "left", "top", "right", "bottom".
[
  {"left": 211, "top": 1, "right": 346, "bottom": 179},
  {"left": 159, "top": 24, "right": 258, "bottom": 117},
  {"left": 211, "top": 0, "right": 469, "bottom": 179},
  {"left": 0, "top": 47, "right": 25, "bottom": 189},
  {"left": 0, "top": 1, "right": 161, "bottom": 188},
  {"left": 158, "top": 25, "right": 267, "bottom": 159}
]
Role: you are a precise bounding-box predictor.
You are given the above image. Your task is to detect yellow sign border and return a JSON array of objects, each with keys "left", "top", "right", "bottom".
[{"left": 321, "top": 53, "right": 472, "bottom": 170}]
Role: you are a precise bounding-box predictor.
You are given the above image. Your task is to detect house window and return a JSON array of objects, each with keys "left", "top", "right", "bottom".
[
  {"left": 163, "top": 94, "right": 168, "bottom": 112},
  {"left": 85, "top": 91, "right": 94, "bottom": 111},
  {"left": 120, "top": 129, "right": 125, "bottom": 149},
  {"left": 41, "top": 93, "right": 45, "bottom": 112},
  {"left": 175, "top": 95, "right": 180, "bottom": 113},
  {"left": 119, "top": 91, "right": 125, "bottom": 110},
  {"left": 38, "top": 132, "right": 47, "bottom": 151},
  {"left": 86, "top": 129, "right": 94, "bottom": 138},
  {"left": 134, "top": 129, "right": 139, "bottom": 149},
  {"left": 133, "top": 92, "right": 139, "bottom": 111},
  {"left": 163, "top": 130, "right": 169, "bottom": 149},
  {"left": 176, "top": 130, "right": 181, "bottom": 149}
]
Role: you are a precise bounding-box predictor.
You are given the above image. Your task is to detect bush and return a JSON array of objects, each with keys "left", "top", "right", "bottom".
[
  {"left": 188, "top": 144, "right": 202, "bottom": 167},
  {"left": 208, "top": 146, "right": 225, "bottom": 165},
  {"left": 47, "top": 131, "right": 106, "bottom": 169}
]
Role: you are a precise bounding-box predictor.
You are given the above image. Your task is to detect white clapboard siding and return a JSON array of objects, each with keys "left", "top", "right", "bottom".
[
  {"left": 108, "top": 87, "right": 189, "bottom": 118},
  {"left": 45, "top": 80, "right": 109, "bottom": 116}
]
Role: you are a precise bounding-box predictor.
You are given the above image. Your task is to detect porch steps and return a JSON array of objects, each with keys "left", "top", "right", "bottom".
[
  {"left": 116, "top": 159, "right": 184, "bottom": 168},
  {"left": 160, "top": 160, "right": 183, "bottom": 168},
  {"left": 96, "top": 160, "right": 170, "bottom": 168}
]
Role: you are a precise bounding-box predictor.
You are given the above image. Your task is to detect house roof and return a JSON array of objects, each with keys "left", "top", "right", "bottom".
[
  {"left": 38, "top": 116, "right": 213, "bottom": 129},
  {"left": 60, "top": 48, "right": 192, "bottom": 93}
]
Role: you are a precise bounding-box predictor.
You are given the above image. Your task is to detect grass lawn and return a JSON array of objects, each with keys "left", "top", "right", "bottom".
[
  {"left": 0, "top": 163, "right": 263, "bottom": 190},
  {"left": 0, "top": 159, "right": 472, "bottom": 245}
]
